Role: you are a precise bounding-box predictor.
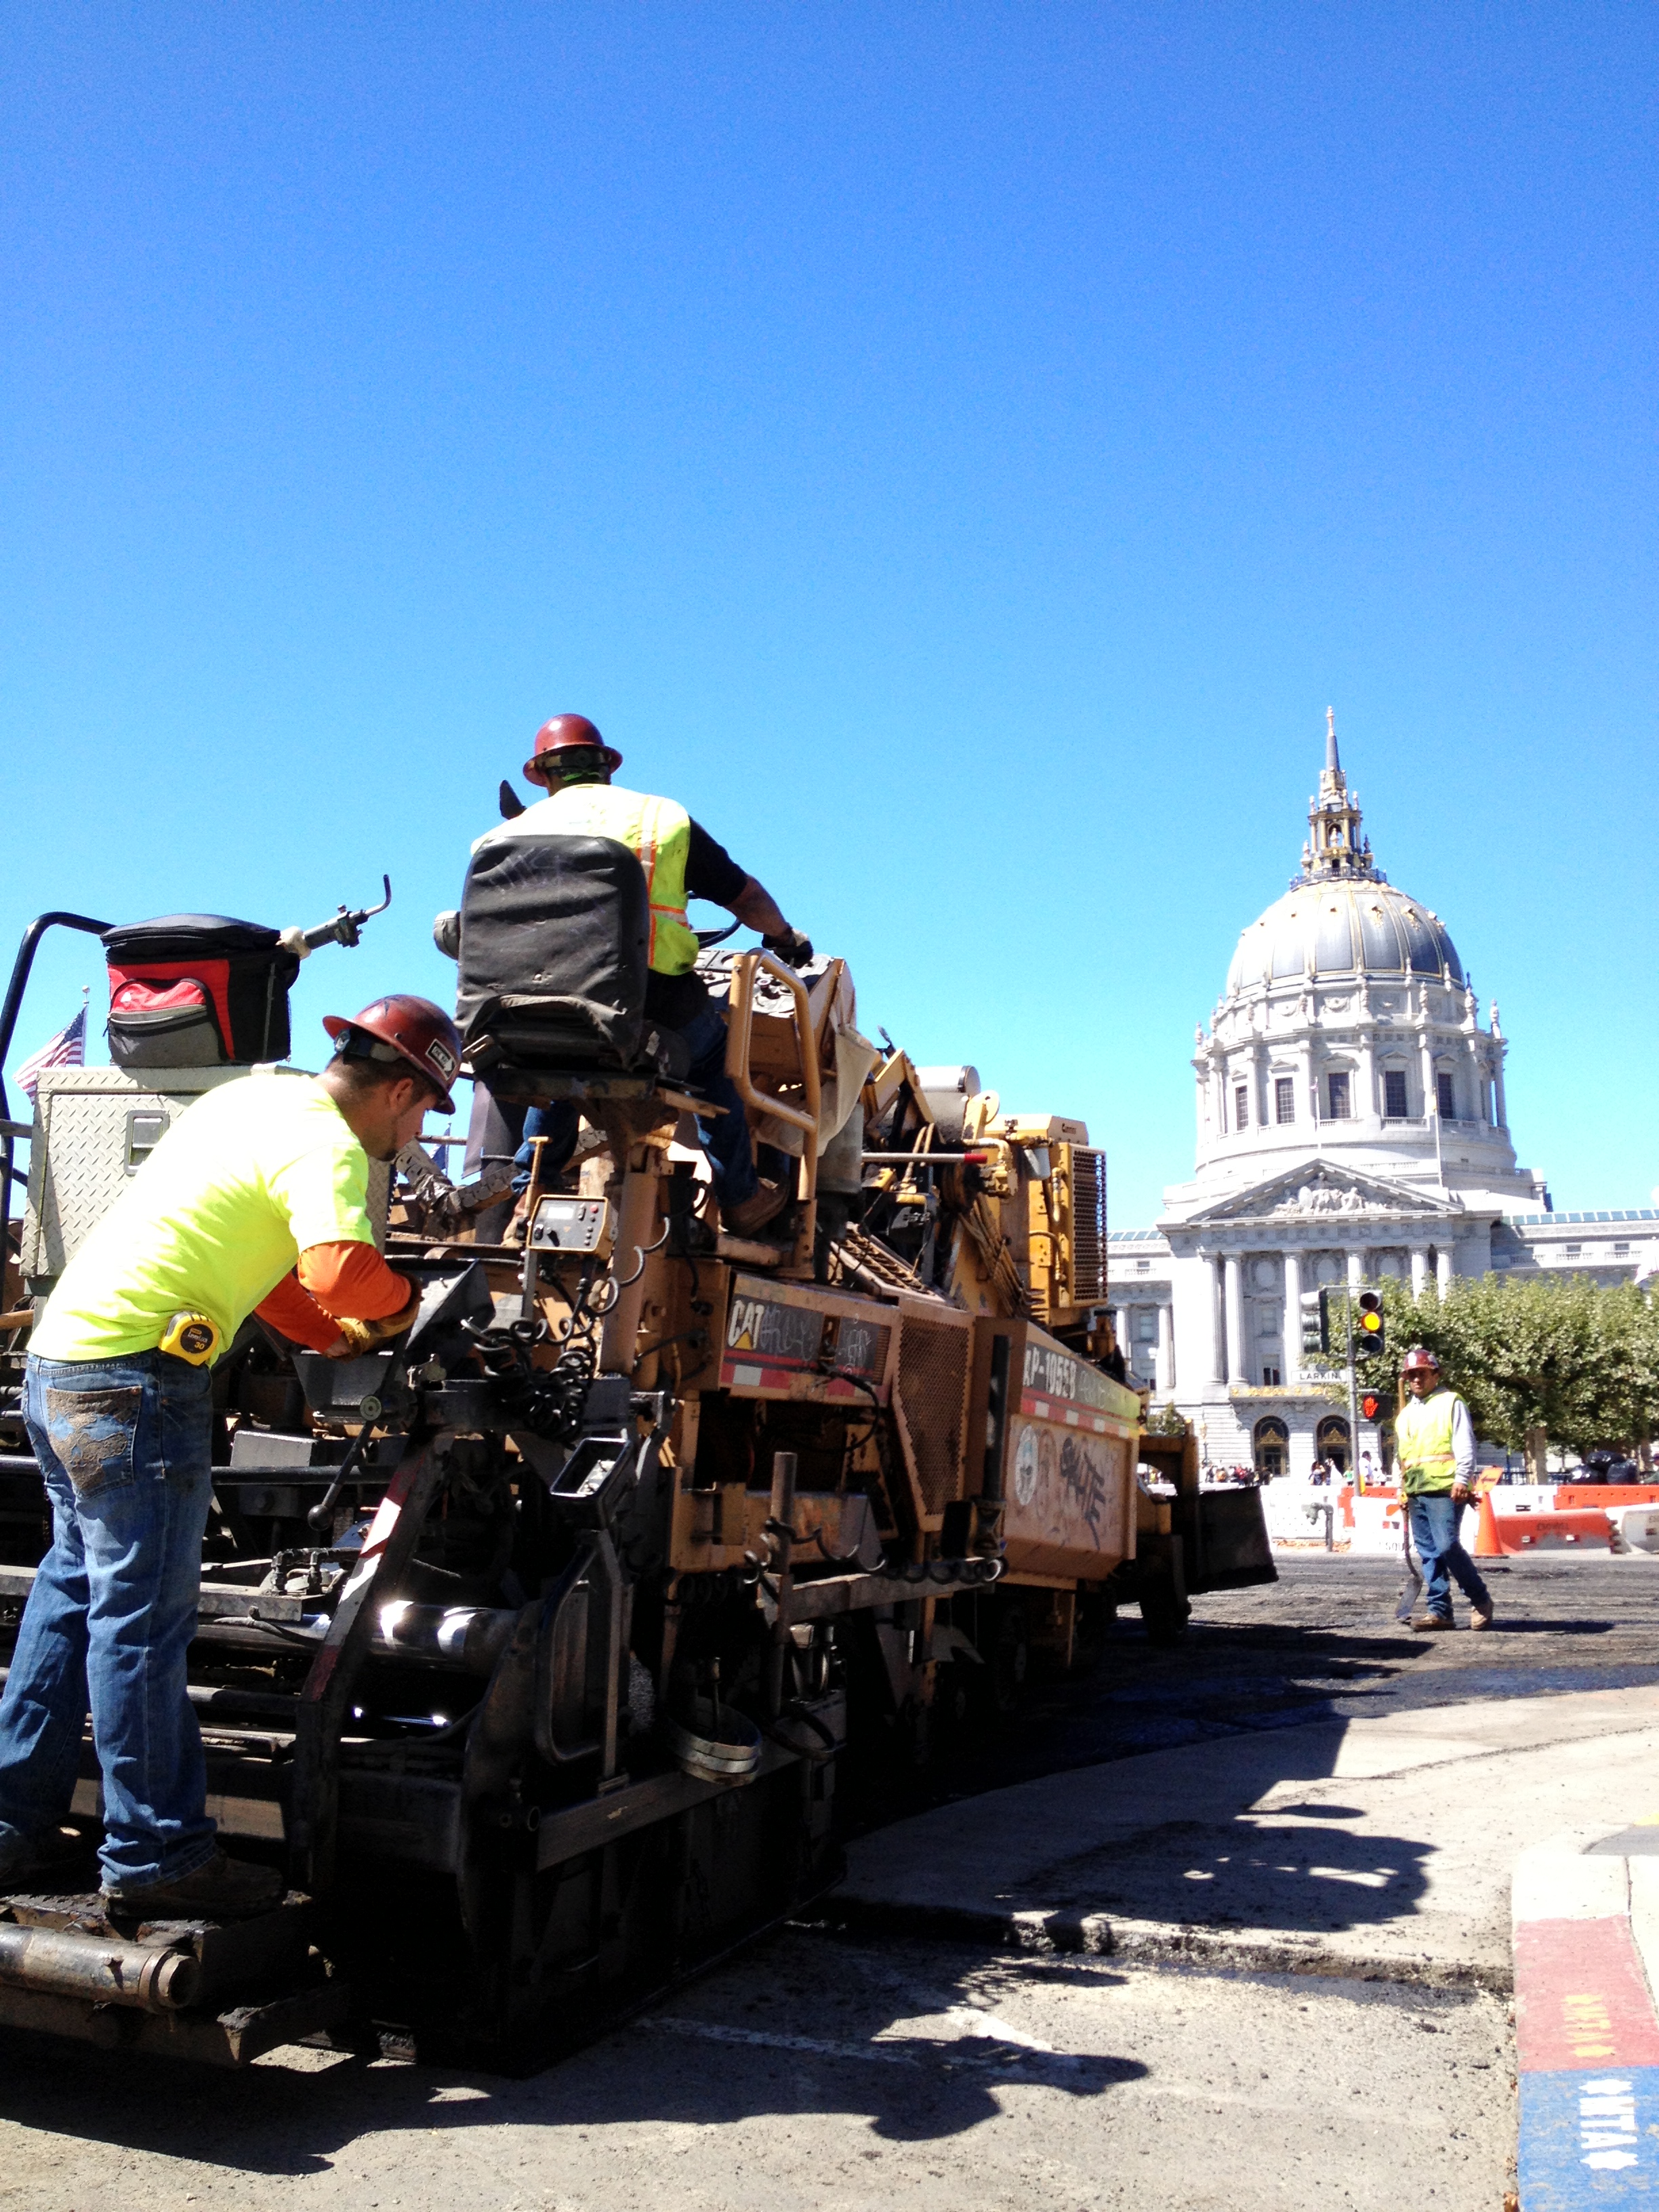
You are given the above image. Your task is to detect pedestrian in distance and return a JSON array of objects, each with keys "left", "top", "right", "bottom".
[
  {"left": 0, "top": 997, "right": 461, "bottom": 1918},
  {"left": 1395, "top": 1345, "right": 1494, "bottom": 1632}
]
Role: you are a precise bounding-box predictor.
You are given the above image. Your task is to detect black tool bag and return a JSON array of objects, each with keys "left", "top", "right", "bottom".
[
  {"left": 455, "top": 835, "right": 686, "bottom": 1078},
  {"left": 102, "top": 915, "right": 302, "bottom": 1069}
]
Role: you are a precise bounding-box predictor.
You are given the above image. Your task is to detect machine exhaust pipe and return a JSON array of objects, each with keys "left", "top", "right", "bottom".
[{"left": 0, "top": 1923, "right": 201, "bottom": 2013}]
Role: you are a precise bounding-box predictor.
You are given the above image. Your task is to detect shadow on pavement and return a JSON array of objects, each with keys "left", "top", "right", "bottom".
[{"left": 0, "top": 1936, "right": 1149, "bottom": 2171}]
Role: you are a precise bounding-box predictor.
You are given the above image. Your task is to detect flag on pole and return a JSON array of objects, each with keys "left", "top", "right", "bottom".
[{"left": 16, "top": 1005, "right": 87, "bottom": 1103}]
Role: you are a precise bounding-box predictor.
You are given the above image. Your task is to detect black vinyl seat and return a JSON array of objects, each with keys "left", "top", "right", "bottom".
[{"left": 455, "top": 834, "right": 691, "bottom": 1085}]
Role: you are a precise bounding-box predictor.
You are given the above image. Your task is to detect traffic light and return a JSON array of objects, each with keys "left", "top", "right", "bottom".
[
  {"left": 1359, "top": 1388, "right": 1395, "bottom": 1422},
  {"left": 1300, "top": 1289, "right": 1330, "bottom": 1356},
  {"left": 1355, "top": 1290, "right": 1387, "bottom": 1359}
]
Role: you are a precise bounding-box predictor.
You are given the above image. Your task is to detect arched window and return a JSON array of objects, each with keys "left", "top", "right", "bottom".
[
  {"left": 1252, "top": 1416, "right": 1289, "bottom": 1479},
  {"left": 1316, "top": 1415, "right": 1352, "bottom": 1473}
]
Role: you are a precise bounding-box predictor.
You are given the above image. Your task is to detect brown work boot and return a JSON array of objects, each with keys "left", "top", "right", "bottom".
[
  {"left": 104, "top": 1848, "right": 284, "bottom": 1922},
  {"left": 1411, "top": 1614, "right": 1456, "bottom": 1633},
  {"left": 1470, "top": 1599, "right": 1496, "bottom": 1630},
  {"left": 722, "top": 1180, "right": 790, "bottom": 1238}
]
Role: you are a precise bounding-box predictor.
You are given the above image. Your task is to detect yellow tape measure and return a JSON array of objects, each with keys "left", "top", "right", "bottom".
[{"left": 159, "top": 1309, "right": 222, "bottom": 1366}]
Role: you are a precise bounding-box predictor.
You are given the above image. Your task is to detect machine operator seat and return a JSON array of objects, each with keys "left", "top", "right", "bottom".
[{"left": 453, "top": 833, "right": 692, "bottom": 1092}]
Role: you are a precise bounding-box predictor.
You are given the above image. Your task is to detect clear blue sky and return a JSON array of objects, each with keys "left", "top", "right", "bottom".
[{"left": 4, "top": 4, "right": 1655, "bottom": 1227}]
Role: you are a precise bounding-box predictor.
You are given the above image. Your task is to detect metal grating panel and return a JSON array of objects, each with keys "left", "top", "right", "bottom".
[
  {"left": 1070, "top": 1148, "right": 1108, "bottom": 1303},
  {"left": 893, "top": 1309, "right": 972, "bottom": 1522}
]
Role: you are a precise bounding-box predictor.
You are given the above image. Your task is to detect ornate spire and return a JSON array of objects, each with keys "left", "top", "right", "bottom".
[{"left": 1296, "top": 708, "right": 1380, "bottom": 885}]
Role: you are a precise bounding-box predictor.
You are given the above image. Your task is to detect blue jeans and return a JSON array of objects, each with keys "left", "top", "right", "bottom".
[
  {"left": 514, "top": 1004, "right": 760, "bottom": 1208},
  {"left": 1408, "top": 1492, "right": 1491, "bottom": 1621},
  {"left": 0, "top": 1351, "right": 218, "bottom": 1892}
]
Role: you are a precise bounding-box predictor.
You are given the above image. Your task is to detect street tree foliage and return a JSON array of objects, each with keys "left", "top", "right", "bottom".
[{"left": 1371, "top": 1275, "right": 1659, "bottom": 1456}]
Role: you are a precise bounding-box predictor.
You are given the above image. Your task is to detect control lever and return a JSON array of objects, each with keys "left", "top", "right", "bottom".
[{"left": 280, "top": 876, "right": 394, "bottom": 959}]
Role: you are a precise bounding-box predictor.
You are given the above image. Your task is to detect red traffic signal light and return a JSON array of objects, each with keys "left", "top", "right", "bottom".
[{"left": 1361, "top": 1393, "right": 1382, "bottom": 1421}]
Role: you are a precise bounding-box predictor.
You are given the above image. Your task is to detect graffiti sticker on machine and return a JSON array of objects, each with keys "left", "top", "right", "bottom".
[
  {"left": 720, "top": 1279, "right": 892, "bottom": 1401},
  {"left": 1012, "top": 1425, "right": 1040, "bottom": 1507},
  {"left": 1007, "top": 1414, "right": 1128, "bottom": 1561}
]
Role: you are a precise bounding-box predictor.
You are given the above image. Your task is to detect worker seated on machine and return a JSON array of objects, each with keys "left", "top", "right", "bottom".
[{"left": 466, "top": 715, "right": 813, "bottom": 1240}]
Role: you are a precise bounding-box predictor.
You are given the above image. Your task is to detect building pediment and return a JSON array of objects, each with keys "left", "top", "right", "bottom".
[{"left": 1172, "top": 1160, "right": 1462, "bottom": 1229}]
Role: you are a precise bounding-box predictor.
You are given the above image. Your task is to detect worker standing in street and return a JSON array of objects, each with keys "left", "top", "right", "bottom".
[
  {"left": 0, "top": 997, "right": 462, "bottom": 1917},
  {"left": 1395, "top": 1345, "right": 1495, "bottom": 1632},
  {"left": 474, "top": 715, "right": 814, "bottom": 1237}
]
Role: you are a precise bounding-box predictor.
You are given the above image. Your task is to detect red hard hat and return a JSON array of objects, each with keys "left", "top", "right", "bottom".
[
  {"left": 523, "top": 713, "right": 623, "bottom": 784},
  {"left": 323, "top": 995, "right": 463, "bottom": 1115},
  {"left": 1400, "top": 1346, "right": 1441, "bottom": 1374}
]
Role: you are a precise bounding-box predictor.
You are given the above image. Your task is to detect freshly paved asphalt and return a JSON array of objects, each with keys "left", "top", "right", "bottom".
[{"left": 907, "top": 1552, "right": 1659, "bottom": 1810}]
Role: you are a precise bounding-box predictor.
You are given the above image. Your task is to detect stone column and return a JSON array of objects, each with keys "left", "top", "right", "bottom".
[
  {"left": 1155, "top": 1302, "right": 1174, "bottom": 1396},
  {"left": 1223, "top": 1254, "right": 1247, "bottom": 1385},
  {"left": 1410, "top": 1246, "right": 1429, "bottom": 1297},
  {"left": 1204, "top": 1258, "right": 1225, "bottom": 1385},
  {"left": 1282, "top": 1246, "right": 1303, "bottom": 1382},
  {"left": 1347, "top": 1249, "right": 1364, "bottom": 1292},
  {"left": 1436, "top": 1246, "right": 1454, "bottom": 1293},
  {"left": 1494, "top": 1053, "right": 1509, "bottom": 1130}
]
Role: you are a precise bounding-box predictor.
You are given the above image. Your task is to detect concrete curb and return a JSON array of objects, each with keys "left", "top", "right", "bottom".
[
  {"left": 1514, "top": 1840, "right": 1659, "bottom": 2208},
  {"left": 816, "top": 1896, "right": 1514, "bottom": 1996}
]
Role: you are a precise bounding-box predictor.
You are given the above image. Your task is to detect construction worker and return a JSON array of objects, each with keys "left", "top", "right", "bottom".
[
  {"left": 477, "top": 714, "right": 813, "bottom": 1237},
  {"left": 0, "top": 996, "right": 461, "bottom": 1917},
  {"left": 1395, "top": 1345, "right": 1494, "bottom": 1632}
]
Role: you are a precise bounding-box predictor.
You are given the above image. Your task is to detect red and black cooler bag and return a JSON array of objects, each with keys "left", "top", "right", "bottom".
[{"left": 102, "top": 915, "right": 302, "bottom": 1069}]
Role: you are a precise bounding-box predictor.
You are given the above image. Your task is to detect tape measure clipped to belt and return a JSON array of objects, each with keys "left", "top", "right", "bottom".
[{"left": 159, "top": 1309, "right": 222, "bottom": 1366}]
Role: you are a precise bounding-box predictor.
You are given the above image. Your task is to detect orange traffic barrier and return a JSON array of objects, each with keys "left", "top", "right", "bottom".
[
  {"left": 1475, "top": 1490, "right": 1505, "bottom": 1557},
  {"left": 1486, "top": 1505, "right": 1616, "bottom": 1554}
]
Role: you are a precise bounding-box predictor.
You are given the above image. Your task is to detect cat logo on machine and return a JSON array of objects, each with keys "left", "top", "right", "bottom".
[
  {"left": 1012, "top": 1424, "right": 1040, "bottom": 1507},
  {"left": 728, "top": 1296, "right": 767, "bottom": 1353}
]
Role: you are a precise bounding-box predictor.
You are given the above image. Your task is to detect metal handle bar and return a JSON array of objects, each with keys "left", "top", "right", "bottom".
[{"left": 722, "top": 950, "right": 821, "bottom": 1139}]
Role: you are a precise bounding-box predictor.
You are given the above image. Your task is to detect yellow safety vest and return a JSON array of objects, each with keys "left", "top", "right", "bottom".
[
  {"left": 520, "top": 783, "right": 701, "bottom": 977},
  {"left": 1394, "top": 1387, "right": 1460, "bottom": 1496}
]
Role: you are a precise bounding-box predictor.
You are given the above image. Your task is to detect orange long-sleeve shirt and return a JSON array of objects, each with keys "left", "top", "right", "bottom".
[{"left": 253, "top": 1242, "right": 415, "bottom": 1353}]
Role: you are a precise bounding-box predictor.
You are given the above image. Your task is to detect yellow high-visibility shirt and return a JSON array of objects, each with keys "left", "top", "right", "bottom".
[
  {"left": 1395, "top": 1387, "right": 1463, "bottom": 1496},
  {"left": 30, "top": 1074, "right": 375, "bottom": 1365}
]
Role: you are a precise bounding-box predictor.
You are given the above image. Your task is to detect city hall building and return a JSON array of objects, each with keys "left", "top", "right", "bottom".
[{"left": 1108, "top": 714, "right": 1659, "bottom": 1477}]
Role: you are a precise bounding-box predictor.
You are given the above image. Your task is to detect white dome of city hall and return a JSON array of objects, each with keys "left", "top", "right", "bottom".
[{"left": 1224, "top": 869, "right": 1463, "bottom": 999}]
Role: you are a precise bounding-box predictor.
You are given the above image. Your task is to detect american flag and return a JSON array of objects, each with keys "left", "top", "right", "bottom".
[{"left": 16, "top": 1006, "right": 87, "bottom": 1103}]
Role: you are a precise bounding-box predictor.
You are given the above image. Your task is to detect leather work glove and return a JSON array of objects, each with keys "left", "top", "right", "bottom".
[
  {"left": 761, "top": 926, "right": 814, "bottom": 968},
  {"left": 324, "top": 1285, "right": 422, "bottom": 1360}
]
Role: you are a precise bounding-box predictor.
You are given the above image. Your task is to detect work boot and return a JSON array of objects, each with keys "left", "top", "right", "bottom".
[
  {"left": 0, "top": 1823, "right": 96, "bottom": 1889},
  {"left": 722, "top": 1180, "right": 790, "bottom": 1238},
  {"left": 1412, "top": 1614, "right": 1456, "bottom": 1633},
  {"left": 104, "top": 1849, "right": 284, "bottom": 1922},
  {"left": 1470, "top": 1599, "right": 1496, "bottom": 1630}
]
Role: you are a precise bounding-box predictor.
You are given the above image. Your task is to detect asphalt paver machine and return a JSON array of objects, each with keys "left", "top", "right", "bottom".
[{"left": 0, "top": 831, "right": 1271, "bottom": 2068}]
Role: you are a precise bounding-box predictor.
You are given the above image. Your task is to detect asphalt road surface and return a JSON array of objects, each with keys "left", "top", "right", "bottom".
[
  {"left": 5, "top": 1553, "right": 1648, "bottom": 2211},
  {"left": 903, "top": 1550, "right": 1659, "bottom": 1815}
]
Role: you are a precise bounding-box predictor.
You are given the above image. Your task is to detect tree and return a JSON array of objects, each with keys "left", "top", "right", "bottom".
[{"left": 1374, "top": 1274, "right": 1659, "bottom": 1462}]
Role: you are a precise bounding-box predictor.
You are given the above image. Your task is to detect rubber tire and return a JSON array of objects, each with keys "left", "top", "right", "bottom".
[{"left": 1137, "top": 1561, "right": 1191, "bottom": 1646}]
